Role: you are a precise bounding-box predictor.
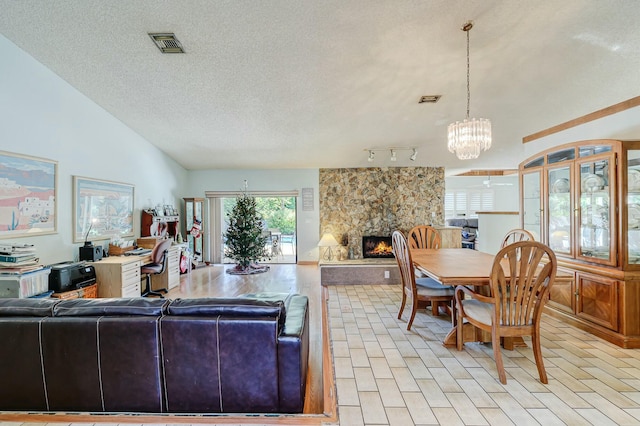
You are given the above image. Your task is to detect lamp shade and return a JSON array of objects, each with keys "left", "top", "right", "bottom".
[{"left": 318, "top": 233, "right": 339, "bottom": 247}]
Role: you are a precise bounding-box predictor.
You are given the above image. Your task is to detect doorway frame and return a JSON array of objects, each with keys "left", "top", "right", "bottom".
[{"left": 205, "top": 190, "right": 299, "bottom": 264}]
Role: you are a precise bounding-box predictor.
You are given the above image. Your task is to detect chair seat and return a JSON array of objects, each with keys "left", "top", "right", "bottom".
[
  {"left": 416, "top": 285, "right": 454, "bottom": 298},
  {"left": 460, "top": 299, "right": 493, "bottom": 325},
  {"left": 141, "top": 263, "right": 163, "bottom": 274},
  {"left": 416, "top": 277, "right": 447, "bottom": 290}
]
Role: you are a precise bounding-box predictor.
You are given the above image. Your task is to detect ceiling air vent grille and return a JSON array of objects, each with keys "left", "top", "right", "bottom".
[
  {"left": 418, "top": 95, "right": 441, "bottom": 104},
  {"left": 148, "top": 33, "right": 185, "bottom": 53}
]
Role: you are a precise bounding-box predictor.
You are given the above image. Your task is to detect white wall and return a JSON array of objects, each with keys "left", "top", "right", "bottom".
[
  {"left": 523, "top": 105, "right": 640, "bottom": 160},
  {"left": 477, "top": 213, "right": 520, "bottom": 255},
  {"left": 187, "top": 169, "right": 320, "bottom": 263},
  {"left": 0, "top": 35, "right": 188, "bottom": 265}
]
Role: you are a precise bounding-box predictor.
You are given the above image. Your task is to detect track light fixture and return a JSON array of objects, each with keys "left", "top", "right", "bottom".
[{"left": 363, "top": 147, "right": 417, "bottom": 163}]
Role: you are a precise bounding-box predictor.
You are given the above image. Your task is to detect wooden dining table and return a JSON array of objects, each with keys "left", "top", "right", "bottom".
[
  {"left": 411, "top": 248, "right": 497, "bottom": 347},
  {"left": 411, "top": 248, "right": 571, "bottom": 348}
]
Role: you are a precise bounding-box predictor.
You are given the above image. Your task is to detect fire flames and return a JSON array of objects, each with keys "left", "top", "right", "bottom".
[{"left": 371, "top": 241, "right": 393, "bottom": 256}]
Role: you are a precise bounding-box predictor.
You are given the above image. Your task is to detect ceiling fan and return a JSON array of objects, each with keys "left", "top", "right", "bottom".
[{"left": 483, "top": 176, "right": 514, "bottom": 188}]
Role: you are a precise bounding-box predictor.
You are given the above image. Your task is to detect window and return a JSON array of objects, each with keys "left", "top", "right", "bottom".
[{"left": 445, "top": 189, "right": 494, "bottom": 219}]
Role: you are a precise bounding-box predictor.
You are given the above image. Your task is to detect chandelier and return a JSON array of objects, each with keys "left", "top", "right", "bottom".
[{"left": 447, "top": 21, "right": 492, "bottom": 160}]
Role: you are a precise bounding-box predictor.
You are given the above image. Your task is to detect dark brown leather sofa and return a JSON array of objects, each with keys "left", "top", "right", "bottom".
[{"left": 0, "top": 293, "right": 309, "bottom": 414}]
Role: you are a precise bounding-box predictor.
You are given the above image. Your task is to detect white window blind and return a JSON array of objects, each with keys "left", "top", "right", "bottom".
[{"left": 445, "top": 189, "right": 494, "bottom": 219}]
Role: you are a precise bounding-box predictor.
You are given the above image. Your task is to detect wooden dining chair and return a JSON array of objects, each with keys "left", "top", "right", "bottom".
[
  {"left": 407, "top": 225, "right": 441, "bottom": 249},
  {"left": 454, "top": 241, "right": 557, "bottom": 384},
  {"left": 392, "top": 230, "right": 454, "bottom": 330},
  {"left": 501, "top": 229, "right": 534, "bottom": 248}
]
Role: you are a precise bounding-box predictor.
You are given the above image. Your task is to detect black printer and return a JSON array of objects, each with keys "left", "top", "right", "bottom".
[{"left": 48, "top": 261, "right": 97, "bottom": 293}]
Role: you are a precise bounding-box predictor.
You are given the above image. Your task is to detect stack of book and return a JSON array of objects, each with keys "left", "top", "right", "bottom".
[{"left": 0, "top": 243, "right": 42, "bottom": 274}]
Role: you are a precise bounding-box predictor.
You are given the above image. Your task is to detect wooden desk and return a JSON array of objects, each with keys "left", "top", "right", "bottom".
[
  {"left": 91, "top": 254, "right": 151, "bottom": 298},
  {"left": 91, "top": 244, "right": 185, "bottom": 298}
]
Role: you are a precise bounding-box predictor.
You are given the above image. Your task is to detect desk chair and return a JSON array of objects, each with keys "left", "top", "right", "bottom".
[{"left": 141, "top": 239, "right": 172, "bottom": 298}]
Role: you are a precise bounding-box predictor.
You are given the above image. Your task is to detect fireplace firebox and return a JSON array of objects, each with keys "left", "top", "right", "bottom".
[{"left": 362, "top": 236, "right": 394, "bottom": 258}]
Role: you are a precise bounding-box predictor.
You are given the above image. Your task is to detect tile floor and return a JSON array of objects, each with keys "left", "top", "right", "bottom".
[{"left": 326, "top": 284, "right": 640, "bottom": 426}]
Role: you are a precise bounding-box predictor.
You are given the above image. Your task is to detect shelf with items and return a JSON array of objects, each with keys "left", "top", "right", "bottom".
[
  {"left": 520, "top": 168, "right": 543, "bottom": 241},
  {"left": 141, "top": 209, "right": 179, "bottom": 239},
  {"left": 520, "top": 139, "right": 640, "bottom": 348},
  {"left": 576, "top": 155, "right": 614, "bottom": 265},
  {"left": 184, "top": 198, "right": 205, "bottom": 267}
]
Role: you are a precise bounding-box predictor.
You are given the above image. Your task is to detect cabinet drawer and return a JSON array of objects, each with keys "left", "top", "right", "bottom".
[
  {"left": 122, "top": 260, "right": 141, "bottom": 273},
  {"left": 121, "top": 281, "right": 141, "bottom": 298},
  {"left": 576, "top": 272, "right": 618, "bottom": 331},
  {"left": 548, "top": 267, "right": 575, "bottom": 314},
  {"left": 122, "top": 267, "right": 140, "bottom": 287},
  {"left": 168, "top": 271, "right": 180, "bottom": 290}
]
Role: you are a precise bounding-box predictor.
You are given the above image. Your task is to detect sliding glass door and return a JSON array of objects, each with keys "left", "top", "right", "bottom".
[{"left": 212, "top": 195, "right": 297, "bottom": 264}]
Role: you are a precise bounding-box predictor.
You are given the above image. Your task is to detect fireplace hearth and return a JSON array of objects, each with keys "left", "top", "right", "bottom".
[{"left": 362, "top": 236, "right": 394, "bottom": 258}]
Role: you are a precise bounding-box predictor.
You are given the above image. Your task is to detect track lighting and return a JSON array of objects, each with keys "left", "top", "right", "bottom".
[{"left": 363, "top": 147, "right": 417, "bottom": 163}]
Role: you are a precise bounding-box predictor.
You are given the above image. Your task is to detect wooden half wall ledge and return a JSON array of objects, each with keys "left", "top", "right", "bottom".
[{"left": 523, "top": 95, "right": 640, "bottom": 143}]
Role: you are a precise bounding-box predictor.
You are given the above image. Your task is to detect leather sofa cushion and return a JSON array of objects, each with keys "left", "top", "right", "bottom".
[
  {"left": 0, "top": 298, "right": 59, "bottom": 317},
  {"left": 167, "top": 298, "right": 285, "bottom": 327},
  {"left": 53, "top": 297, "right": 168, "bottom": 316},
  {"left": 160, "top": 315, "right": 279, "bottom": 413},
  {"left": 0, "top": 318, "right": 50, "bottom": 410},
  {"left": 41, "top": 316, "right": 164, "bottom": 412}
]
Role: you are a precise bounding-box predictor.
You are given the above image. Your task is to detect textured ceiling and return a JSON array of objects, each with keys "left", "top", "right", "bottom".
[{"left": 1, "top": 0, "right": 639, "bottom": 171}]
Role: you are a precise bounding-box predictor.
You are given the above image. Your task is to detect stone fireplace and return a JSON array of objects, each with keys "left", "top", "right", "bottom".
[
  {"left": 362, "top": 236, "right": 394, "bottom": 258},
  {"left": 319, "top": 167, "right": 444, "bottom": 259}
]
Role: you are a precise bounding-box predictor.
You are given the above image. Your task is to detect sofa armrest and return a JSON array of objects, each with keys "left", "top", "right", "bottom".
[{"left": 277, "top": 294, "right": 309, "bottom": 413}]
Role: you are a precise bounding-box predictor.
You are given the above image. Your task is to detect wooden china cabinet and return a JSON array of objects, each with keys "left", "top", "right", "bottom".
[{"left": 520, "top": 139, "right": 640, "bottom": 348}]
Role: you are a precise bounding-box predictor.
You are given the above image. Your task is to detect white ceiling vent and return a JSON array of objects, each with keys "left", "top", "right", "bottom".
[{"left": 148, "top": 33, "right": 185, "bottom": 53}]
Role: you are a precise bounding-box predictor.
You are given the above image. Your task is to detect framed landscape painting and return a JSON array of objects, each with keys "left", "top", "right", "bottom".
[
  {"left": 0, "top": 151, "right": 57, "bottom": 239},
  {"left": 73, "top": 176, "right": 134, "bottom": 243}
]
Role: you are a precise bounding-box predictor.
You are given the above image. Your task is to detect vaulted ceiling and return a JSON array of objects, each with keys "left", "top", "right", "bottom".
[{"left": 1, "top": 1, "right": 639, "bottom": 171}]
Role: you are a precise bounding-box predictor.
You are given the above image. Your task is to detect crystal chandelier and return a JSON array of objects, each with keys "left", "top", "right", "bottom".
[{"left": 447, "top": 21, "right": 492, "bottom": 160}]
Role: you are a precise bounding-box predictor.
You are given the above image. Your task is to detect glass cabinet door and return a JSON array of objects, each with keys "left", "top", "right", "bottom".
[
  {"left": 628, "top": 150, "right": 640, "bottom": 265},
  {"left": 548, "top": 166, "right": 572, "bottom": 255},
  {"left": 522, "top": 170, "right": 542, "bottom": 241},
  {"left": 577, "top": 155, "right": 615, "bottom": 265}
]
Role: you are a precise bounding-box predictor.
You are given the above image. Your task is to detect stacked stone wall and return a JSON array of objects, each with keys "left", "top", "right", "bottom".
[{"left": 319, "top": 167, "right": 444, "bottom": 259}]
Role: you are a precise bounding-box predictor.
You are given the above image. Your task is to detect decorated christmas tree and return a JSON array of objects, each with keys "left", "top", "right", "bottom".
[{"left": 223, "top": 189, "right": 270, "bottom": 272}]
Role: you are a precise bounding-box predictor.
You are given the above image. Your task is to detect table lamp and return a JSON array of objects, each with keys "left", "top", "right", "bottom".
[{"left": 318, "top": 233, "right": 339, "bottom": 261}]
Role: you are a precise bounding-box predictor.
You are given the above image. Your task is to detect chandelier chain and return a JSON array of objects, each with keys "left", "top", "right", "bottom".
[
  {"left": 466, "top": 27, "right": 470, "bottom": 119},
  {"left": 447, "top": 20, "right": 492, "bottom": 160}
]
